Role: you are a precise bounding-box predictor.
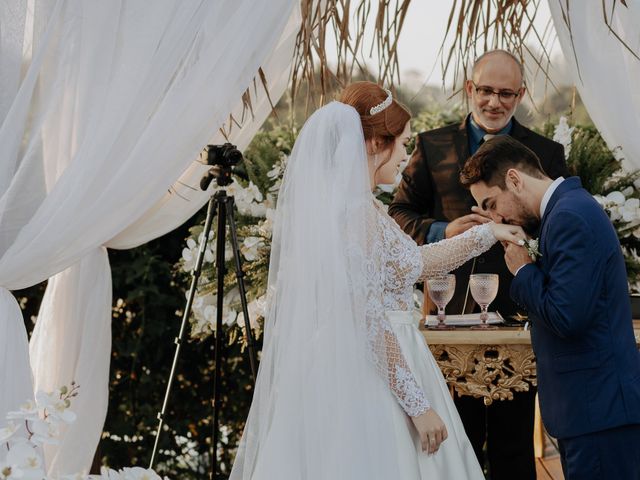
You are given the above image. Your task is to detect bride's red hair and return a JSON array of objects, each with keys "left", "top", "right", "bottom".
[{"left": 339, "top": 81, "right": 411, "bottom": 151}]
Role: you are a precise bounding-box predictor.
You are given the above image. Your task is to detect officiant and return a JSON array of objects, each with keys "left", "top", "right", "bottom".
[{"left": 388, "top": 49, "right": 568, "bottom": 480}]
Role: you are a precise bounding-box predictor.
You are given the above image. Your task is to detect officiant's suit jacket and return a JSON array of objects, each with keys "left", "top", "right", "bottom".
[
  {"left": 511, "top": 177, "right": 640, "bottom": 439},
  {"left": 389, "top": 116, "right": 567, "bottom": 316}
]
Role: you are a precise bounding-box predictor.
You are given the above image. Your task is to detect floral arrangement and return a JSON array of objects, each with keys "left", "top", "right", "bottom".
[
  {"left": 179, "top": 180, "right": 274, "bottom": 341},
  {"left": 520, "top": 238, "right": 541, "bottom": 261},
  {"left": 177, "top": 112, "right": 640, "bottom": 344},
  {"left": 552, "top": 116, "right": 640, "bottom": 292},
  {"left": 177, "top": 124, "right": 296, "bottom": 342},
  {"left": 1, "top": 384, "right": 163, "bottom": 480}
]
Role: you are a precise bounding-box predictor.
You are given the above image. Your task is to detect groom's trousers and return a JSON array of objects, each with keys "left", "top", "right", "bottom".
[{"left": 558, "top": 424, "right": 640, "bottom": 479}]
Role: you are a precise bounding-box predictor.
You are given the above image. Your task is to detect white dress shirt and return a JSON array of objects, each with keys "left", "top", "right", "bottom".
[{"left": 514, "top": 177, "right": 565, "bottom": 277}]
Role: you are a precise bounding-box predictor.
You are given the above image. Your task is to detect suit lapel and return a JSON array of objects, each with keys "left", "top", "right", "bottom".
[
  {"left": 510, "top": 118, "right": 530, "bottom": 142},
  {"left": 454, "top": 117, "right": 470, "bottom": 168},
  {"left": 539, "top": 177, "right": 583, "bottom": 245}
]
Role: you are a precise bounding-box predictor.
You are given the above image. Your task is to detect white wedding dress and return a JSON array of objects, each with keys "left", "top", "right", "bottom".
[
  {"left": 230, "top": 101, "right": 491, "bottom": 480},
  {"left": 368, "top": 199, "right": 488, "bottom": 479}
]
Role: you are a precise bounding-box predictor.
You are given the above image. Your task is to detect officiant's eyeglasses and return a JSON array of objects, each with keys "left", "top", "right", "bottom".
[{"left": 471, "top": 81, "right": 521, "bottom": 103}]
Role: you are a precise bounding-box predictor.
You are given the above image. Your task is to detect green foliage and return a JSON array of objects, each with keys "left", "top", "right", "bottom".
[
  {"left": 100, "top": 223, "right": 259, "bottom": 478},
  {"left": 13, "top": 103, "right": 639, "bottom": 480},
  {"left": 411, "top": 106, "right": 465, "bottom": 135},
  {"left": 565, "top": 125, "right": 623, "bottom": 194},
  {"left": 543, "top": 119, "right": 640, "bottom": 291},
  {"left": 241, "top": 121, "right": 297, "bottom": 194}
]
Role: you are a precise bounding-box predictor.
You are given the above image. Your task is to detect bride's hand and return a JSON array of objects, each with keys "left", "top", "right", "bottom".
[
  {"left": 411, "top": 409, "right": 448, "bottom": 454},
  {"left": 490, "top": 223, "right": 526, "bottom": 245}
]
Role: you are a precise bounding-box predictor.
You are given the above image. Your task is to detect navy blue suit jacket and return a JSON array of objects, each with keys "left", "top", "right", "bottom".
[{"left": 511, "top": 177, "right": 640, "bottom": 439}]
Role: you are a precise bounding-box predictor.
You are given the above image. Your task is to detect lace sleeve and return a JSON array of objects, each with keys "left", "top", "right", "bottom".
[
  {"left": 419, "top": 223, "right": 497, "bottom": 280},
  {"left": 365, "top": 209, "right": 430, "bottom": 417}
]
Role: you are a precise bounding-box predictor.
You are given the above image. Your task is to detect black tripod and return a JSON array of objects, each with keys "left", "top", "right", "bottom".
[{"left": 149, "top": 145, "right": 258, "bottom": 480}]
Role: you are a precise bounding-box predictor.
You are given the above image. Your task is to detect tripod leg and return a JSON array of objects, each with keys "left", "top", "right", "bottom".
[
  {"left": 211, "top": 194, "right": 227, "bottom": 480},
  {"left": 149, "top": 196, "right": 218, "bottom": 469},
  {"left": 225, "top": 196, "right": 258, "bottom": 381}
]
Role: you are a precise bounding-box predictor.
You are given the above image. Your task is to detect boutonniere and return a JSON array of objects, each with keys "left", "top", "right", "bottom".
[{"left": 519, "top": 238, "right": 541, "bottom": 261}]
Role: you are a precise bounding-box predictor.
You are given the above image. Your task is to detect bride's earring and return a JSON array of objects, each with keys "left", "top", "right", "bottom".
[{"left": 373, "top": 154, "right": 379, "bottom": 167}]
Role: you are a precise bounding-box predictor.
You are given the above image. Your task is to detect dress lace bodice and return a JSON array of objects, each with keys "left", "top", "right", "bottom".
[{"left": 365, "top": 199, "right": 496, "bottom": 416}]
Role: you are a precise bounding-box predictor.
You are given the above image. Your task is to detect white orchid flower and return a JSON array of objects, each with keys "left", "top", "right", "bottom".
[
  {"left": 224, "top": 288, "right": 240, "bottom": 306},
  {"left": 0, "top": 461, "right": 24, "bottom": 479},
  {"left": 241, "top": 237, "right": 264, "bottom": 261},
  {"left": 5, "top": 442, "right": 43, "bottom": 478},
  {"left": 203, "top": 305, "right": 216, "bottom": 324},
  {"left": 181, "top": 247, "right": 195, "bottom": 272},
  {"left": 118, "top": 466, "right": 163, "bottom": 480},
  {"left": 223, "top": 309, "right": 238, "bottom": 327},
  {"left": 34, "top": 391, "right": 76, "bottom": 425},
  {"left": 250, "top": 203, "right": 267, "bottom": 218},
  {"left": 236, "top": 296, "right": 266, "bottom": 329},
  {"left": 552, "top": 116, "right": 574, "bottom": 158},
  {"left": 245, "top": 182, "right": 264, "bottom": 203},
  {"left": 6, "top": 401, "right": 39, "bottom": 423},
  {"left": 28, "top": 418, "right": 59, "bottom": 445},
  {"left": 607, "top": 205, "right": 622, "bottom": 222},
  {"left": 0, "top": 422, "right": 20, "bottom": 443},
  {"left": 605, "top": 191, "right": 626, "bottom": 205}
]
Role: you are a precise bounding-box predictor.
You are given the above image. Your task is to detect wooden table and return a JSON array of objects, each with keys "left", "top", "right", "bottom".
[
  {"left": 422, "top": 319, "right": 640, "bottom": 462},
  {"left": 421, "top": 320, "right": 640, "bottom": 406}
]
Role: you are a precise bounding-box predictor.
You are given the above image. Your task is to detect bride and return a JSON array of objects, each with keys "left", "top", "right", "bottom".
[{"left": 230, "top": 82, "right": 525, "bottom": 479}]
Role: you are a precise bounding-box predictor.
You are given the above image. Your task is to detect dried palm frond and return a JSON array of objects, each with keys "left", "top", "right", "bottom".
[
  {"left": 440, "top": 0, "right": 554, "bottom": 94},
  {"left": 441, "top": 0, "right": 636, "bottom": 93},
  {"left": 555, "top": 0, "right": 638, "bottom": 82},
  {"left": 219, "top": 68, "right": 274, "bottom": 140},
  {"left": 221, "top": 1, "right": 411, "bottom": 136},
  {"left": 291, "top": 0, "right": 411, "bottom": 108}
]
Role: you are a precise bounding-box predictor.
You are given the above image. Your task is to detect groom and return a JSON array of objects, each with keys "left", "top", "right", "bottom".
[{"left": 460, "top": 135, "right": 640, "bottom": 479}]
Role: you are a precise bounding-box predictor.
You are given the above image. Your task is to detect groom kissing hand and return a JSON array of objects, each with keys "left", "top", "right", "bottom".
[
  {"left": 389, "top": 51, "right": 569, "bottom": 480},
  {"left": 460, "top": 135, "right": 640, "bottom": 480}
]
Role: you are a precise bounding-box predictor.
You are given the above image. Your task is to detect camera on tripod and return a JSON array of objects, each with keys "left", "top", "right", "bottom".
[
  {"left": 151, "top": 140, "right": 258, "bottom": 479},
  {"left": 199, "top": 143, "right": 243, "bottom": 189}
]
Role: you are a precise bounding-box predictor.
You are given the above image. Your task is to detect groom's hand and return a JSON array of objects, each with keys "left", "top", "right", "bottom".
[{"left": 504, "top": 243, "right": 533, "bottom": 275}]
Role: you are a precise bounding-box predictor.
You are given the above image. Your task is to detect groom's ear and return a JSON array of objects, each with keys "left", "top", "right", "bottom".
[{"left": 505, "top": 168, "right": 523, "bottom": 192}]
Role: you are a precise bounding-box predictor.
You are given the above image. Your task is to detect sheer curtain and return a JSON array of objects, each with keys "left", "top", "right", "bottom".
[
  {"left": 0, "top": 0, "right": 298, "bottom": 475},
  {"left": 549, "top": 0, "right": 640, "bottom": 172}
]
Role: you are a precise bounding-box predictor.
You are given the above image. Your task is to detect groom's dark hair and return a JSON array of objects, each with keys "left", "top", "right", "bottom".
[{"left": 460, "top": 135, "right": 548, "bottom": 189}]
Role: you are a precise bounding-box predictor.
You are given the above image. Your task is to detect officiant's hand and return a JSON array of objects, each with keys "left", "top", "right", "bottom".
[
  {"left": 411, "top": 408, "right": 448, "bottom": 454},
  {"left": 490, "top": 223, "right": 526, "bottom": 245},
  {"left": 504, "top": 242, "right": 533, "bottom": 275}
]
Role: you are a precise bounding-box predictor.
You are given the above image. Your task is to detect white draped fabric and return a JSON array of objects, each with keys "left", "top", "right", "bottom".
[
  {"left": 0, "top": 0, "right": 298, "bottom": 475},
  {"left": 549, "top": 0, "right": 640, "bottom": 172}
]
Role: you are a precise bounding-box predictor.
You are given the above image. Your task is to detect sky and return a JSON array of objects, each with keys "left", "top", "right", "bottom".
[{"left": 332, "top": 1, "right": 567, "bottom": 92}]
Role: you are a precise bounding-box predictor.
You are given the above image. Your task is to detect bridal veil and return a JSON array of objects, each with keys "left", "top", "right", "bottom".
[{"left": 230, "top": 102, "right": 402, "bottom": 479}]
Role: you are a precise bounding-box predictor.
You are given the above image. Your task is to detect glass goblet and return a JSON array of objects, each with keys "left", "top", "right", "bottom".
[
  {"left": 469, "top": 273, "right": 499, "bottom": 330},
  {"left": 426, "top": 274, "right": 456, "bottom": 330}
]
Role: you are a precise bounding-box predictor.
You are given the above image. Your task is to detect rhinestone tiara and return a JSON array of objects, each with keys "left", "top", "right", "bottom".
[{"left": 369, "top": 88, "right": 393, "bottom": 115}]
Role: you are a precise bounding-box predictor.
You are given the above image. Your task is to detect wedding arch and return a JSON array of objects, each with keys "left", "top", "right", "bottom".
[{"left": 0, "top": 0, "right": 637, "bottom": 476}]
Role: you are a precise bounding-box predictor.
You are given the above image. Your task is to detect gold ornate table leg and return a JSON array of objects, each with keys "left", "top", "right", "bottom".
[{"left": 428, "top": 344, "right": 538, "bottom": 406}]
